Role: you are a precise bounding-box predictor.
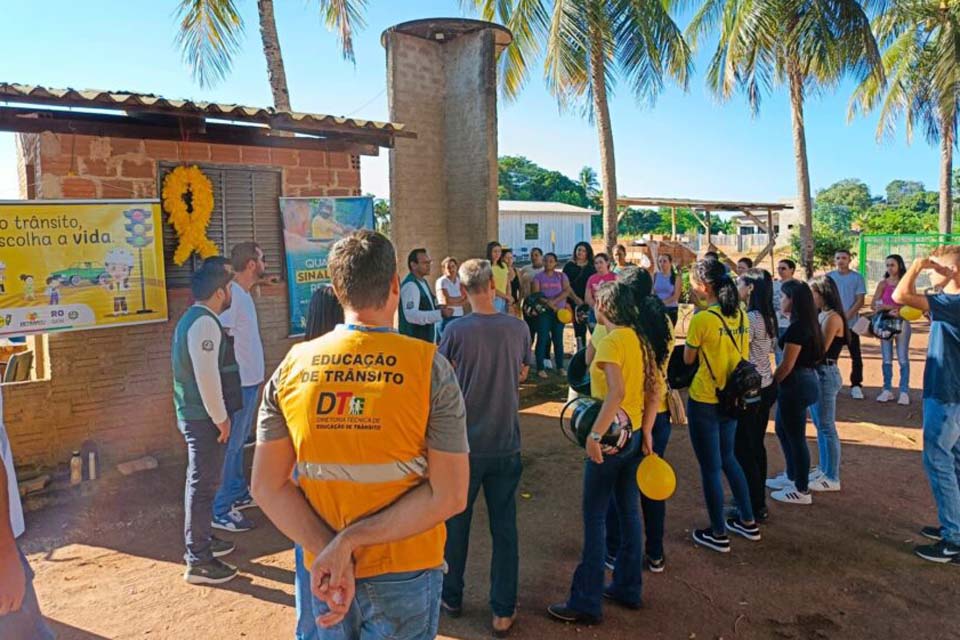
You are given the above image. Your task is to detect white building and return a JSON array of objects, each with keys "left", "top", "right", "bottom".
[{"left": 498, "top": 200, "right": 598, "bottom": 259}]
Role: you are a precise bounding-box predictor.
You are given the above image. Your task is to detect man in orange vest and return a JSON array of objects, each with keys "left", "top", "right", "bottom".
[{"left": 252, "top": 230, "right": 469, "bottom": 638}]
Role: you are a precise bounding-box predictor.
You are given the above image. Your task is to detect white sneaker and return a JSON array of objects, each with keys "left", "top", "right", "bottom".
[
  {"left": 766, "top": 473, "right": 792, "bottom": 490},
  {"left": 851, "top": 386, "right": 864, "bottom": 400},
  {"left": 808, "top": 467, "right": 824, "bottom": 482},
  {"left": 771, "top": 487, "right": 812, "bottom": 505},
  {"left": 809, "top": 476, "right": 841, "bottom": 492},
  {"left": 898, "top": 392, "right": 910, "bottom": 406},
  {"left": 877, "top": 390, "right": 894, "bottom": 403}
]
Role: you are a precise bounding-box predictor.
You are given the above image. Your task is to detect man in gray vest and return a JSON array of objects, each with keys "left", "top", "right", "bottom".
[
  {"left": 399, "top": 248, "right": 452, "bottom": 343},
  {"left": 172, "top": 259, "right": 240, "bottom": 585}
]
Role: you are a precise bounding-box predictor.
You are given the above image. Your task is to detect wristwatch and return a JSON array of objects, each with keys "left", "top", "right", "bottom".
[{"left": 589, "top": 431, "right": 603, "bottom": 442}]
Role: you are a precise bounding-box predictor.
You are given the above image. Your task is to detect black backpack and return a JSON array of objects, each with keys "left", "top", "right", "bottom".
[{"left": 701, "top": 310, "right": 762, "bottom": 417}]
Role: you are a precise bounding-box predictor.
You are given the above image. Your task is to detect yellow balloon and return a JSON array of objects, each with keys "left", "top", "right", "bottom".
[
  {"left": 557, "top": 308, "right": 573, "bottom": 324},
  {"left": 636, "top": 453, "right": 676, "bottom": 501},
  {"left": 899, "top": 306, "right": 922, "bottom": 322}
]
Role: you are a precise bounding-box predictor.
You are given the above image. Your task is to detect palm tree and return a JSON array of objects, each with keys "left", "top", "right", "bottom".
[
  {"left": 851, "top": 0, "right": 960, "bottom": 234},
  {"left": 468, "top": 0, "right": 691, "bottom": 255},
  {"left": 685, "top": 0, "right": 883, "bottom": 276},
  {"left": 174, "top": 0, "right": 365, "bottom": 110},
  {"left": 579, "top": 165, "right": 599, "bottom": 199}
]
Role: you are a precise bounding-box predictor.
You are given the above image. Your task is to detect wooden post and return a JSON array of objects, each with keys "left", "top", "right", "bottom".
[
  {"left": 671, "top": 206, "right": 677, "bottom": 240},
  {"left": 767, "top": 209, "right": 775, "bottom": 273},
  {"left": 705, "top": 210, "right": 712, "bottom": 247}
]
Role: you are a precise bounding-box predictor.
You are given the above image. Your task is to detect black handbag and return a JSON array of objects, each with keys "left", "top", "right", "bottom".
[{"left": 667, "top": 343, "right": 698, "bottom": 390}]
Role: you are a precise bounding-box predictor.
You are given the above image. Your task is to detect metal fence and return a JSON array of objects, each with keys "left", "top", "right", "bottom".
[{"left": 858, "top": 233, "right": 960, "bottom": 295}]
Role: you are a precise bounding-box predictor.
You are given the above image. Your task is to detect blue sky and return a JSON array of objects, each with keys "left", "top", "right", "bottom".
[{"left": 0, "top": 1, "right": 939, "bottom": 206}]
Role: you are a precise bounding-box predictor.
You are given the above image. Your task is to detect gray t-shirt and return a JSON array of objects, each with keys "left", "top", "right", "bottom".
[
  {"left": 828, "top": 270, "right": 866, "bottom": 324},
  {"left": 438, "top": 312, "right": 533, "bottom": 457},
  {"left": 257, "top": 349, "right": 468, "bottom": 454}
]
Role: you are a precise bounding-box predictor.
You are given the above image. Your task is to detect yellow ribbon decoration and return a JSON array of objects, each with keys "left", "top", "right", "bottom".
[{"left": 162, "top": 165, "right": 219, "bottom": 265}]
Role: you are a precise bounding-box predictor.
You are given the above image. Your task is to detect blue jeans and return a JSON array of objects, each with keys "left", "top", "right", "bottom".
[
  {"left": 536, "top": 312, "right": 565, "bottom": 371},
  {"left": 213, "top": 384, "right": 261, "bottom": 519},
  {"left": 178, "top": 418, "right": 225, "bottom": 566},
  {"left": 567, "top": 435, "right": 643, "bottom": 618},
  {"left": 922, "top": 399, "right": 960, "bottom": 546},
  {"left": 295, "top": 544, "right": 318, "bottom": 640},
  {"left": 606, "top": 412, "right": 672, "bottom": 560},
  {"left": 774, "top": 327, "right": 787, "bottom": 365},
  {"left": 810, "top": 363, "right": 842, "bottom": 482},
  {"left": 311, "top": 569, "right": 442, "bottom": 639},
  {"left": 0, "top": 547, "right": 54, "bottom": 640},
  {"left": 775, "top": 368, "right": 820, "bottom": 492},
  {"left": 687, "top": 400, "right": 754, "bottom": 533},
  {"left": 443, "top": 453, "right": 522, "bottom": 617},
  {"left": 881, "top": 322, "right": 912, "bottom": 393}
]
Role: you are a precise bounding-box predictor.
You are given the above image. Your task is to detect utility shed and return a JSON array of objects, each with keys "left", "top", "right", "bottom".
[{"left": 498, "top": 200, "right": 597, "bottom": 259}]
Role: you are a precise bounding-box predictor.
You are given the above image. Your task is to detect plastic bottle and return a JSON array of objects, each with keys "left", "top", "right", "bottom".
[
  {"left": 87, "top": 451, "right": 97, "bottom": 481},
  {"left": 70, "top": 451, "right": 82, "bottom": 485}
]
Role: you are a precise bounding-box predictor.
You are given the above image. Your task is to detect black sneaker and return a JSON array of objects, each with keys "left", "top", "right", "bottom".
[
  {"left": 726, "top": 518, "right": 761, "bottom": 541},
  {"left": 602, "top": 588, "right": 642, "bottom": 610},
  {"left": 440, "top": 599, "right": 462, "bottom": 618},
  {"left": 921, "top": 525, "right": 944, "bottom": 541},
  {"left": 692, "top": 528, "right": 730, "bottom": 553},
  {"left": 184, "top": 558, "right": 238, "bottom": 585},
  {"left": 914, "top": 540, "right": 960, "bottom": 564},
  {"left": 210, "top": 536, "right": 235, "bottom": 558},
  {"left": 644, "top": 554, "right": 665, "bottom": 573},
  {"left": 603, "top": 554, "right": 616, "bottom": 571},
  {"left": 546, "top": 603, "right": 600, "bottom": 625},
  {"left": 755, "top": 507, "right": 769, "bottom": 523}
]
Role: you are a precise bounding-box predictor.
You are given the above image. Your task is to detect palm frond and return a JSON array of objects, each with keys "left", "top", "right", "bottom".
[
  {"left": 174, "top": 0, "right": 245, "bottom": 88},
  {"left": 317, "top": 0, "right": 367, "bottom": 63}
]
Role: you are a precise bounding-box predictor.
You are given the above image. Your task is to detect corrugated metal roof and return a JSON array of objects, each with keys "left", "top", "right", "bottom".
[
  {"left": 0, "top": 83, "right": 411, "bottom": 138},
  {"left": 499, "top": 200, "right": 598, "bottom": 215}
]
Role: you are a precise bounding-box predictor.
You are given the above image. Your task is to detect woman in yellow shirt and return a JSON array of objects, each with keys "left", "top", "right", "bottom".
[
  {"left": 683, "top": 258, "right": 761, "bottom": 553},
  {"left": 548, "top": 282, "right": 658, "bottom": 625},
  {"left": 486, "top": 241, "right": 513, "bottom": 314}
]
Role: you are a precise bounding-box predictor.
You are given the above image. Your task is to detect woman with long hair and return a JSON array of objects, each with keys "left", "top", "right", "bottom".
[
  {"left": 613, "top": 244, "right": 633, "bottom": 273},
  {"left": 436, "top": 256, "right": 467, "bottom": 334},
  {"left": 533, "top": 253, "right": 576, "bottom": 377},
  {"left": 872, "top": 253, "right": 912, "bottom": 405},
  {"left": 563, "top": 241, "right": 594, "bottom": 350},
  {"left": 486, "top": 241, "right": 513, "bottom": 314},
  {"left": 733, "top": 269, "right": 778, "bottom": 522},
  {"left": 807, "top": 275, "right": 846, "bottom": 492},
  {"left": 654, "top": 254, "right": 680, "bottom": 326},
  {"left": 683, "top": 259, "right": 760, "bottom": 553},
  {"left": 502, "top": 248, "right": 522, "bottom": 314},
  {"left": 585, "top": 253, "right": 617, "bottom": 326},
  {"left": 599, "top": 267, "right": 673, "bottom": 572},
  {"left": 767, "top": 280, "right": 822, "bottom": 505},
  {"left": 548, "top": 282, "right": 658, "bottom": 625},
  {"left": 296, "top": 285, "right": 344, "bottom": 639}
]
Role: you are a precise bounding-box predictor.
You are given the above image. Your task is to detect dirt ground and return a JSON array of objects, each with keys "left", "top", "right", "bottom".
[{"left": 19, "top": 323, "right": 960, "bottom": 640}]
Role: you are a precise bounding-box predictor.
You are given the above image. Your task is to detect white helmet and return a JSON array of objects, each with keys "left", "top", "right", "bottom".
[{"left": 104, "top": 248, "right": 134, "bottom": 267}]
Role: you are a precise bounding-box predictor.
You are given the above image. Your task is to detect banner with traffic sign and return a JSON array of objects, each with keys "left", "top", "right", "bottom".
[{"left": 0, "top": 200, "right": 168, "bottom": 336}]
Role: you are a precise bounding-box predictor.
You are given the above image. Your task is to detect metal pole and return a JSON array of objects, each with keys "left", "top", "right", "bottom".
[
  {"left": 671, "top": 206, "right": 677, "bottom": 240},
  {"left": 768, "top": 209, "right": 775, "bottom": 274}
]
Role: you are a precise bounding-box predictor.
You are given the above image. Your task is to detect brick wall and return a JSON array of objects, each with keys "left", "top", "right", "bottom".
[{"left": 7, "top": 132, "right": 360, "bottom": 467}]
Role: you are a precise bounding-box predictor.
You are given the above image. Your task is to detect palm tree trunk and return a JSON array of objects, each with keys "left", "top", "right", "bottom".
[
  {"left": 257, "top": 0, "right": 292, "bottom": 111},
  {"left": 589, "top": 30, "right": 618, "bottom": 256},
  {"left": 787, "top": 62, "right": 814, "bottom": 278},
  {"left": 940, "top": 110, "right": 954, "bottom": 234}
]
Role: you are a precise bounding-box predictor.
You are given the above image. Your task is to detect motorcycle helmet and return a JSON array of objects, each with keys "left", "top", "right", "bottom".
[
  {"left": 566, "top": 349, "right": 591, "bottom": 396},
  {"left": 522, "top": 292, "right": 550, "bottom": 319},
  {"left": 575, "top": 303, "right": 590, "bottom": 325},
  {"left": 560, "top": 397, "right": 632, "bottom": 452}
]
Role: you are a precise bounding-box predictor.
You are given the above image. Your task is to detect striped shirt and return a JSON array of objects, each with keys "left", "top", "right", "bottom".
[{"left": 747, "top": 310, "right": 775, "bottom": 388}]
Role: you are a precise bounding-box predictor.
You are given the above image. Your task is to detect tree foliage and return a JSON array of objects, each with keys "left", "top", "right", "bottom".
[
  {"left": 815, "top": 179, "right": 874, "bottom": 214},
  {"left": 498, "top": 156, "right": 595, "bottom": 208}
]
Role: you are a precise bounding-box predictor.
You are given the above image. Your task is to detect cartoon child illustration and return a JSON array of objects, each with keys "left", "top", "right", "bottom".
[
  {"left": 103, "top": 248, "right": 134, "bottom": 315},
  {"left": 0, "top": 261, "right": 6, "bottom": 294},
  {"left": 19, "top": 274, "right": 35, "bottom": 302},
  {"left": 45, "top": 276, "right": 62, "bottom": 306}
]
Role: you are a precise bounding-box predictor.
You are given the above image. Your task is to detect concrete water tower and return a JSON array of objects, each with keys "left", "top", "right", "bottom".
[{"left": 382, "top": 18, "right": 512, "bottom": 270}]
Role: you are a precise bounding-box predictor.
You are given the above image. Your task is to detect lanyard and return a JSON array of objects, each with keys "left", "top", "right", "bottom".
[{"left": 339, "top": 323, "right": 397, "bottom": 334}]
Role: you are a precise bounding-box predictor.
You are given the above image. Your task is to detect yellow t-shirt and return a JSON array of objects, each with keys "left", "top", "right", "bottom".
[
  {"left": 590, "top": 327, "right": 645, "bottom": 429},
  {"left": 492, "top": 264, "right": 509, "bottom": 296},
  {"left": 685, "top": 304, "right": 750, "bottom": 404}
]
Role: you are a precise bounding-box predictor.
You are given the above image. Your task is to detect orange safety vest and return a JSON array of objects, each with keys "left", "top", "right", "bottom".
[{"left": 275, "top": 326, "right": 444, "bottom": 579}]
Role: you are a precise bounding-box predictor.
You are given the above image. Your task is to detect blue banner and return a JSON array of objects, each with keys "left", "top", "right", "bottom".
[{"left": 280, "top": 197, "right": 374, "bottom": 335}]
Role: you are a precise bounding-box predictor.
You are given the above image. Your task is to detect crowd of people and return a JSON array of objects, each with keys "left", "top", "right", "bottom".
[{"left": 4, "top": 231, "right": 960, "bottom": 640}]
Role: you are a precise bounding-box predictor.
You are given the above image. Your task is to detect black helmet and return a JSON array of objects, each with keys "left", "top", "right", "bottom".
[
  {"left": 522, "top": 292, "right": 550, "bottom": 318},
  {"left": 575, "top": 303, "right": 590, "bottom": 325},
  {"left": 567, "top": 348, "right": 591, "bottom": 395},
  {"left": 560, "top": 397, "right": 632, "bottom": 452}
]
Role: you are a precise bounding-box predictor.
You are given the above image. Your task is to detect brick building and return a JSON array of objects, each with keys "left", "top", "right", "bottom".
[{"left": 0, "top": 84, "right": 409, "bottom": 467}]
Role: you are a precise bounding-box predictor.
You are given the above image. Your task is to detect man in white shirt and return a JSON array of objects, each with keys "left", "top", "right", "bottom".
[
  {"left": 399, "top": 248, "right": 452, "bottom": 343},
  {"left": 0, "top": 388, "right": 55, "bottom": 639},
  {"left": 212, "top": 243, "right": 267, "bottom": 533}
]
